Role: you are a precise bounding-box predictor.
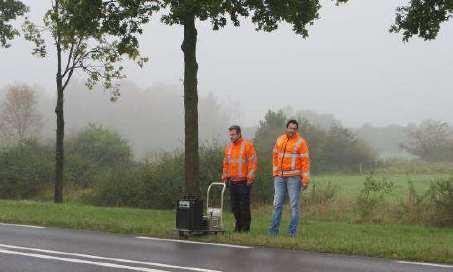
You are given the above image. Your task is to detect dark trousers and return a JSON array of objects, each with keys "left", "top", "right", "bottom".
[{"left": 230, "top": 181, "right": 252, "bottom": 232}]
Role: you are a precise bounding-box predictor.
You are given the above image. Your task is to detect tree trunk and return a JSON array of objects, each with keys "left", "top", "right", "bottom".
[
  {"left": 181, "top": 12, "right": 200, "bottom": 198},
  {"left": 54, "top": 0, "right": 64, "bottom": 203},
  {"left": 54, "top": 74, "right": 64, "bottom": 203}
]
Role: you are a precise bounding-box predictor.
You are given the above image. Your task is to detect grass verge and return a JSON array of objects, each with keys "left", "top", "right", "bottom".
[{"left": 0, "top": 200, "right": 452, "bottom": 264}]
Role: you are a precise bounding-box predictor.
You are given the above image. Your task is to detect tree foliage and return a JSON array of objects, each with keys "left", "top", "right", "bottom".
[
  {"left": 0, "top": 84, "right": 43, "bottom": 143},
  {"left": 401, "top": 120, "right": 453, "bottom": 162},
  {"left": 126, "top": 0, "right": 349, "bottom": 196},
  {"left": 391, "top": 0, "right": 453, "bottom": 41},
  {"left": 0, "top": 0, "right": 28, "bottom": 48},
  {"left": 23, "top": 0, "right": 151, "bottom": 202}
]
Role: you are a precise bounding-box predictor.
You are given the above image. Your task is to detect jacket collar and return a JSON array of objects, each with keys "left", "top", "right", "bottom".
[
  {"left": 284, "top": 132, "right": 301, "bottom": 141},
  {"left": 232, "top": 137, "right": 244, "bottom": 145}
]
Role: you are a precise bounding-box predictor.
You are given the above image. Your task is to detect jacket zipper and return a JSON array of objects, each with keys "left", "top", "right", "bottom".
[{"left": 280, "top": 137, "right": 288, "bottom": 176}]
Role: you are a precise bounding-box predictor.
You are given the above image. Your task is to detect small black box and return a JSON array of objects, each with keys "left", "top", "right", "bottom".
[{"left": 176, "top": 197, "right": 204, "bottom": 231}]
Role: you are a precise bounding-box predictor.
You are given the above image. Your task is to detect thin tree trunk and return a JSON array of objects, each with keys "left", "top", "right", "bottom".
[
  {"left": 54, "top": 74, "right": 64, "bottom": 203},
  {"left": 54, "top": 0, "right": 64, "bottom": 203},
  {"left": 181, "top": 12, "right": 200, "bottom": 198}
]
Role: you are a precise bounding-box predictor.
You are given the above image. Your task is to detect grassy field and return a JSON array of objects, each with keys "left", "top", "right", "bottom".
[
  {"left": 0, "top": 199, "right": 452, "bottom": 264},
  {"left": 312, "top": 174, "right": 449, "bottom": 199}
]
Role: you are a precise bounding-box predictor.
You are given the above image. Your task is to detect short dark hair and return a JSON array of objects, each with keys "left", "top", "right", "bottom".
[
  {"left": 229, "top": 125, "right": 241, "bottom": 134},
  {"left": 286, "top": 119, "right": 299, "bottom": 129}
]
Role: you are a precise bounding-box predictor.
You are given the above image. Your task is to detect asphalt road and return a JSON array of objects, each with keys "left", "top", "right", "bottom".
[{"left": 0, "top": 223, "right": 452, "bottom": 272}]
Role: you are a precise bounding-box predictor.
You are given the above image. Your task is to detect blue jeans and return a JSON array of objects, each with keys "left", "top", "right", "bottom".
[{"left": 268, "top": 176, "right": 302, "bottom": 236}]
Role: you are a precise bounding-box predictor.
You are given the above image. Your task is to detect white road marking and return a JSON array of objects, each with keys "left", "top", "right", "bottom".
[
  {"left": 0, "top": 248, "right": 170, "bottom": 272},
  {"left": 398, "top": 261, "right": 453, "bottom": 269},
  {"left": 0, "top": 243, "right": 222, "bottom": 272},
  {"left": 136, "top": 236, "right": 252, "bottom": 249},
  {"left": 0, "top": 223, "right": 45, "bottom": 229}
]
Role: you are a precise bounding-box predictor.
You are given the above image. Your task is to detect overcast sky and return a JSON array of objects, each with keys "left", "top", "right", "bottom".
[{"left": 1, "top": 0, "right": 452, "bottom": 128}]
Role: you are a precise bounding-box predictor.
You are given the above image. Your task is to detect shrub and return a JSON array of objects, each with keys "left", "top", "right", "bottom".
[
  {"left": 428, "top": 177, "right": 453, "bottom": 227},
  {"left": 355, "top": 174, "right": 394, "bottom": 222},
  {"left": 0, "top": 140, "right": 53, "bottom": 199}
]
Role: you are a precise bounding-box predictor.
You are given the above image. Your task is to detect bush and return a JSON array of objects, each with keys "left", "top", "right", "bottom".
[
  {"left": 66, "top": 124, "right": 132, "bottom": 188},
  {"left": 198, "top": 141, "right": 225, "bottom": 193},
  {"left": 355, "top": 174, "right": 394, "bottom": 222},
  {"left": 303, "top": 180, "right": 338, "bottom": 206},
  {"left": 428, "top": 177, "right": 453, "bottom": 227},
  {"left": 86, "top": 166, "right": 147, "bottom": 207},
  {"left": 395, "top": 177, "right": 453, "bottom": 227},
  {"left": 0, "top": 140, "right": 53, "bottom": 199},
  {"left": 87, "top": 142, "right": 224, "bottom": 209},
  {"left": 141, "top": 152, "right": 185, "bottom": 209},
  {"left": 67, "top": 124, "right": 131, "bottom": 167},
  {"left": 300, "top": 180, "right": 340, "bottom": 220},
  {"left": 0, "top": 124, "right": 134, "bottom": 200},
  {"left": 320, "top": 124, "right": 377, "bottom": 173},
  {"left": 397, "top": 180, "right": 430, "bottom": 224}
]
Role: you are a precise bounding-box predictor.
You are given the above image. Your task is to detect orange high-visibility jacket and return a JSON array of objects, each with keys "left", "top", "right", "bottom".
[
  {"left": 222, "top": 138, "right": 257, "bottom": 182},
  {"left": 273, "top": 132, "right": 311, "bottom": 185}
]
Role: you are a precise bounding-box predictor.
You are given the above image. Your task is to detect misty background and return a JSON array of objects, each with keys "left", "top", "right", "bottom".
[{"left": 1, "top": 0, "right": 452, "bottom": 158}]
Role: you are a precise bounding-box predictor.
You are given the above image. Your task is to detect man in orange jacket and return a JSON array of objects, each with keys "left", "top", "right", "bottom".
[
  {"left": 269, "top": 120, "right": 310, "bottom": 237},
  {"left": 222, "top": 125, "right": 257, "bottom": 232}
]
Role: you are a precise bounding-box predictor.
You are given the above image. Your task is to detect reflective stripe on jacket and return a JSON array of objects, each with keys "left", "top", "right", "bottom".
[
  {"left": 222, "top": 138, "right": 257, "bottom": 182},
  {"left": 272, "top": 133, "right": 310, "bottom": 185}
]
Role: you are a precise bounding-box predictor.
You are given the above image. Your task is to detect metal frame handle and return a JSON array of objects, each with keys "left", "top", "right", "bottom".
[{"left": 206, "top": 182, "right": 226, "bottom": 212}]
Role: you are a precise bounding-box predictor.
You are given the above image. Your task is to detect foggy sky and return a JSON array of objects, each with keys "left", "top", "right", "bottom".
[{"left": 0, "top": 0, "right": 452, "bottom": 128}]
